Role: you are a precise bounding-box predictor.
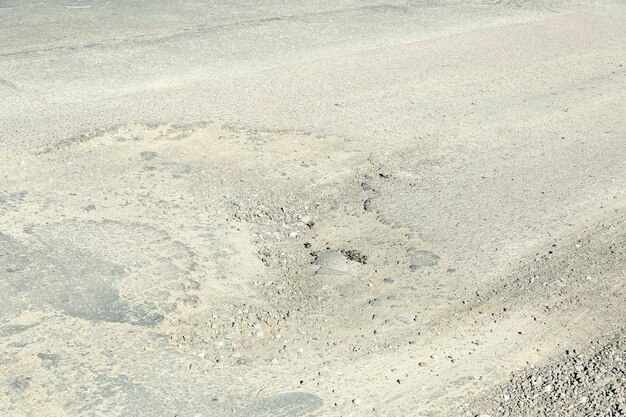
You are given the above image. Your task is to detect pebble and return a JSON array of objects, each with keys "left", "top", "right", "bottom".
[
  {"left": 408, "top": 249, "right": 440, "bottom": 271},
  {"left": 312, "top": 251, "right": 351, "bottom": 276},
  {"left": 396, "top": 314, "right": 416, "bottom": 324},
  {"left": 352, "top": 399, "right": 361, "bottom": 405},
  {"left": 140, "top": 151, "right": 158, "bottom": 160}
]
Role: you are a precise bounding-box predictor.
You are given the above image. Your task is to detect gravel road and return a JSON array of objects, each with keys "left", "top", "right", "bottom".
[{"left": 1, "top": 1, "right": 625, "bottom": 416}]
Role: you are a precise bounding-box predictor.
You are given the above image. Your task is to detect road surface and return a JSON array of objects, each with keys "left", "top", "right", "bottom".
[{"left": 1, "top": 1, "right": 625, "bottom": 416}]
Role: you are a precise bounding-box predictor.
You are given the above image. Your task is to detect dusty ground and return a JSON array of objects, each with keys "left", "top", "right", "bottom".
[{"left": 1, "top": 1, "right": 625, "bottom": 416}]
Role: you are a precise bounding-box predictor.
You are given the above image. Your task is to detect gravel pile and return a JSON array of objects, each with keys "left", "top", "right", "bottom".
[{"left": 468, "top": 333, "right": 625, "bottom": 417}]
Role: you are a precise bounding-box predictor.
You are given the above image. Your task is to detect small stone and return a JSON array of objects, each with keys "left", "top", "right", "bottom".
[
  {"left": 408, "top": 249, "right": 440, "bottom": 271},
  {"left": 312, "top": 251, "right": 351, "bottom": 276},
  {"left": 396, "top": 314, "right": 415, "bottom": 323},
  {"left": 140, "top": 151, "right": 158, "bottom": 160},
  {"left": 299, "top": 216, "right": 313, "bottom": 227},
  {"left": 352, "top": 399, "right": 361, "bottom": 405},
  {"left": 418, "top": 362, "right": 428, "bottom": 367},
  {"left": 270, "top": 357, "right": 279, "bottom": 364}
]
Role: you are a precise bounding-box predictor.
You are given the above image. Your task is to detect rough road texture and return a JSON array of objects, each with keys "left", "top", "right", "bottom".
[
  {"left": 1, "top": 1, "right": 625, "bottom": 417},
  {"left": 463, "top": 334, "right": 625, "bottom": 416}
]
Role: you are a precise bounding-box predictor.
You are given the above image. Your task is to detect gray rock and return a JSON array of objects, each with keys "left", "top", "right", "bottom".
[
  {"left": 140, "top": 151, "right": 158, "bottom": 160},
  {"left": 408, "top": 249, "right": 440, "bottom": 271},
  {"left": 312, "top": 251, "right": 351, "bottom": 276}
]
